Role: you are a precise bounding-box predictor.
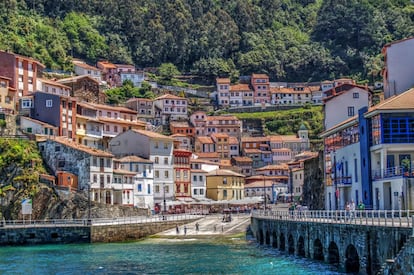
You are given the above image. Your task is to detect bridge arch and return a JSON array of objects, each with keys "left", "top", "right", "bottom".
[
  {"left": 258, "top": 229, "right": 264, "bottom": 245},
  {"left": 313, "top": 239, "right": 324, "bottom": 261},
  {"left": 265, "top": 230, "right": 270, "bottom": 246},
  {"left": 288, "top": 234, "right": 295, "bottom": 254},
  {"left": 297, "top": 236, "right": 305, "bottom": 257},
  {"left": 280, "top": 233, "right": 285, "bottom": 251},
  {"left": 345, "top": 244, "right": 360, "bottom": 273},
  {"left": 272, "top": 231, "right": 277, "bottom": 248},
  {"left": 328, "top": 241, "right": 340, "bottom": 265}
]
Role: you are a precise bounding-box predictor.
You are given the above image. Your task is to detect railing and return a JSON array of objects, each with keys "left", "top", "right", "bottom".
[
  {"left": 372, "top": 166, "right": 414, "bottom": 180},
  {"left": 252, "top": 210, "right": 414, "bottom": 228},
  {"left": 0, "top": 213, "right": 204, "bottom": 228}
]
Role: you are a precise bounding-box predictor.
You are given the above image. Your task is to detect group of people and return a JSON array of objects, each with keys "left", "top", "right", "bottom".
[
  {"left": 345, "top": 200, "right": 365, "bottom": 220},
  {"left": 176, "top": 223, "right": 199, "bottom": 235}
]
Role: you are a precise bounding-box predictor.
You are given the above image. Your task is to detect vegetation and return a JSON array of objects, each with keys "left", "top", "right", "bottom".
[
  {"left": 105, "top": 80, "right": 155, "bottom": 105},
  {"left": 0, "top": 0, "right": 412, "bottom": 83},
  {"left": 232, "top": 106, "right": 323, "bottom": 140},
  {"left": 0, "top": 139, "right": 46, "bottom": 196}
]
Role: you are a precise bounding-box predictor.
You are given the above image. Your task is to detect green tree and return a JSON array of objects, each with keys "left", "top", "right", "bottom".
[{"left": 158, "top": 63, "right": 180, "bottom": 80}]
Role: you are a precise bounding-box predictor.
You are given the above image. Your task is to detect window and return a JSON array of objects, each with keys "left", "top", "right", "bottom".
[
  {"left": 199, "top": 175, "right": 203, "bottom": 181},
  {"left": 55, "top": 146, "right": 60, "bottom": 152},
  {"left": 107, "top": 175, "right": 111, "bottom": 184},
  {"left": 194, "top": 189, "right": 198, "bottom": 195},
  {"left": 28, "top": 77, "right": 33, "bottom": 84},
  {"left": 137, "top": 184, "right": 142, "bottom": 192},
  {"left": 193, "top": 175, "right": 197, "bottom": 181},
  {"left": 154, "top": 157, "right": 159, "bottom": 164},
  {"left": 164, "top": 142, "right": 168, "bottom": 149},
  {"left": 22, "top": 99, "right": 32, "bottom": 108},
  {"left": 176, "top": 171, "right": 181, "bottom": 178},
  {"left": 46, "top": 100, "right": 53, "bottom": 108},
  {"left": 93, "top": 174, "right": 97, "bottom": 183},
  {"left": 155, "top": 171, "right": 159, "bottom": 178},
  {"left": 155, "top": 185, "right": 160, "bottom": 193},
  {"left": 164, "top": 157, "right": 168, "bottom": 165},
  {"left": 93, "top": 157, "right": 97, "bottom": 166},
  {"left": 147, "top": 184, "right": 151, "bottom": 194},
  {"left": 353, "top": 92, "right": 359, "bottom": 98},
  {"left": 106, "top": 159, "right": 111, "bottom": 168},
  {"left": 164, "top": 171, "right": 169, "bottom": 178},
  {"left": 200, "top": 189, "right": 204, "bottom": 195},
  {"left": 155, "top": 142, "right": 159, "bottom": 149},
  {"left": 347, "top": 106, "right": 355, "bottom": 117},
  {"left": 114, "top": 126, "right": 118, "bottom": 133}
]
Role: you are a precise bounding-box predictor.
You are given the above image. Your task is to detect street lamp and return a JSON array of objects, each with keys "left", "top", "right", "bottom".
[
  {"left": 263, "top": 175, "right": 267, "bottom": 211},
  {"left": 332, "top": 151, "right": 339, "bottom": 210},
  {"left": 87, "top": 183, "right": 91, "bottom": 225},
  {"left": 163, "top": 183, "right": 167, "bottom": 214}
]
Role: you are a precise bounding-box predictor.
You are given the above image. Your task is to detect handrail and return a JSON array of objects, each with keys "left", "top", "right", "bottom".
[
  {"left": 0, "top": 213, "right": 204, "bottom": 228},
  {"left": 251, "top": 210, "right": 414, "bottom": 228}
]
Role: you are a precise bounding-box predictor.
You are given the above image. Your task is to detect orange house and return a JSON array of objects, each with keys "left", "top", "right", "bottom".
[
  {"left": 170, "top": 121, "right": 195, "bottom": 137},
  {"left": 56, "top": 171, "right": 78, "bottom": 190}
]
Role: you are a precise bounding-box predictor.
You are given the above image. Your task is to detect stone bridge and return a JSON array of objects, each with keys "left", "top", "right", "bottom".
[{"left": 250, "top": 210, "right": 413, "bottom": 274}]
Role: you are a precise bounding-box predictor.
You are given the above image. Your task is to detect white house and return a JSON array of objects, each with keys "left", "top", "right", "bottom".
[
  {"left": 108, "top": 129, "right": 175, "bottom": 209},
  {"left": 153, "top": 94, "right": 188, "bottom": 125},
  {"left": 323, "top": 84, "right": 371, "bottom": 130},
  {"left": 382, "top": 37, "right": 414, "bottom": 99}
]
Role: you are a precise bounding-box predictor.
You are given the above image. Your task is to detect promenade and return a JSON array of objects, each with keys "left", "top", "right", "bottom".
[{"left": 155, "top": 213, "right": 251, "bottom": 238}]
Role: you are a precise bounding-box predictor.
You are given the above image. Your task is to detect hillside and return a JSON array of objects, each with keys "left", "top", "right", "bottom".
[
  {"left": 0, "top": 138, "right": 146, "bottom": 220},
  {"left": 1, "top": 0, "right": 413, "bottom": 83}
]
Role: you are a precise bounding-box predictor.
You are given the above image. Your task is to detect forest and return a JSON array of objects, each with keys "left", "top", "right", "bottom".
[{"left": 0, "top": 0, "right": 413, "bottom": 83}]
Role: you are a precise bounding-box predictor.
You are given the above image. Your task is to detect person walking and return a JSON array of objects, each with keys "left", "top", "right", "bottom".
[
  {"left": 184, "top": 225, "right": 187, "bottom": 235},
  {"left": 176, "top": 225, "right": 179, "bottom": 234},
  {"left": 350, "top": 200, "right": 356, "bottom": 220},
  {"left": 195, "top": 222, "right": 199, "bottom": 233}
]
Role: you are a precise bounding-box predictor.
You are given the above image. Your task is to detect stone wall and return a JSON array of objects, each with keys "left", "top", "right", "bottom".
[
  {"left": 91, "top": 219, "right": 196, "bottom": 243},
  {"left": 383, "top": 235, "right": 414, "bottom": 274},
  {"left": 0, "top": 226, "right": 90, "bottom": 245}
]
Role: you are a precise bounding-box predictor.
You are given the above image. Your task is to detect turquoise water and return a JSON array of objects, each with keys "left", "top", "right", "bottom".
[{"left": 0, "top": 238, "right": 341, "bottom": 275}]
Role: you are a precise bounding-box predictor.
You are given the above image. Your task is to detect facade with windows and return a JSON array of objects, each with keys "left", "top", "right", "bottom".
[
  {"left": 0, "top": 76, "right": 16, "bottom": 114},
  {"left": 31, "top": 91, "right": 77, "bottom": 140},
  {"left": 109, "top": 129, "right": 175, "bottom": 208},
  {"left": 173, "top": 149, "right": 192, "bottom": 199},
  {"left": 216, "top": 78, "right": 230, "bottom": 107},
  {"left": 206, "top": 169, "right": 245, "bottom": 201},
  {"left": 251, "top": 74, "right": 270, "bottom": 104},
  {"left": 38, "top": 136, "right": 115, "bottom": 205},
  {"left": 323, "top": 84, "right": 371, "bottom": 130},
  {"left": 153, "top": 94, "right": 188, "bottom": 125},
  {"left": 113, "top": 155, "right": 154, "bottom": 209}
]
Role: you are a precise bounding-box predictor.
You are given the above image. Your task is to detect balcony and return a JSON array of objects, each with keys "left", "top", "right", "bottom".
[
  {"left": 372, "top": 166, "right": 414, "bottom": 181},
  {"left": 333, "top": 176, "right": 352, "bottom": 187}
]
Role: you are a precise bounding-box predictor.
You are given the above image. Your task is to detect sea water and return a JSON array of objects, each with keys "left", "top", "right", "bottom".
[{"left": 0, "top": 238, "right": 341, "bottom": 274}]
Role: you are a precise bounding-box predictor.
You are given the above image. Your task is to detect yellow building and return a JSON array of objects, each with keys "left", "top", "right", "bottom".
[
  {"left": 206, "top": 169, "right": 245, "bottom": 201},
  {"left": 0, "top": 77, "right": 16, "bottom": 114}
]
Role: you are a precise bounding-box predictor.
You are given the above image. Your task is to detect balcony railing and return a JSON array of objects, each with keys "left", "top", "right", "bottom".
[
  {"left": 333, "top": 176, "right": 352, "bottom": 186},
  {"left": 372, "top": 166, "right": 414, "bottom": 180}
]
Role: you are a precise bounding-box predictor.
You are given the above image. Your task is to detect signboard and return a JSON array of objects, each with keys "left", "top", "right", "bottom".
[{"left": 21, "top": 198, "right": 32, "bottom": 215}]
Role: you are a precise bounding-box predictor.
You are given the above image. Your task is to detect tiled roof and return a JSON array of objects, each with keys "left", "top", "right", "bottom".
[
  {"left": 211, "top": 133, "right": 229, "bottom": 139},
  {"left": 98, "top": 117, "right": 146, "bottom": 127},
  {"left": 195, "top": 152, "right": 219, "bottom": 158},
  {"left": 229, "top": 137, "right": 239, "bottom": 144},
  {"left": 190, "top": 169, "right": 208, "bottom": 173},
  {"left": 113, "top": 169, "right": 137, "bottom": 175},
  {"left": 49, "top": 136, "right": 113, "bottom": 157},
  {"left": 207, "top": 169, "right": 245, "bottom": 177},
  {"left": 245, "top": 180, "right": 275, "bottom": 188},
  {"left": 115, "top": 155, "right": 153, "bottom": 163},
  {"left": 39, "top": 78, "right": 71, "bottom": 89},
  {"left": 319, "top": 115, "right": 358, "bottom": 137},
  {"left": 243, "top": 148, "right": 262, "bottom": 154},
  {"left": 0, "top": 50, "right": 46, "bottom": 68},
  {"left": 97, "top": 61, "right": 117, "bottom": 69},
  {"left": 256, "top": 164, "right": 289, "bottom": 171},
  {"left": 21, "top": 116, "right": 58, "bottom": 129},
  {"left": 232, "top": 156, "right": 253, "bottom": 163},
  {"left": 132, "top": 129, "right": 174, "bottom": 140},
  {"left": 216, "top": 78, "right": 231, "bottom": 84},
  {"left": 383, "top": 36, "right": 414, "bottom": 49},
  {"left": 170, "top": 121, "right": 191, "bottom": 128},
  {"left": 57, "top": 75, "right": 99, "bottom": 84},
  {"left": 196, "top": 136, "right": 213, "bottom": 144},
  {"left": 206, "top": 115, "right": 238, "bottom": 121},
  {"left": 75, "top": 114, "right": 102, "bottom": 123},
  {"left": 241, "top": 136, "right": 269, "bottom": 142},
  {"left": 155, "top": 94, "right": 186, "bottom": 100},
  {"left": 84, "top": 102, "right": 137, "bottom": 114},
  {"left": 74, "top": 62, "right": 101, "bottom": 71},
  {"left": 269, "top": 136, "right": 283, "bottom": 142},
  {"left": 230, "top": 84, "right": 251, "bottom": 91},
  {"left": 366, "top": 88, "right": 414, "bottom": 116},
  {"left": 251, "top": 73, "right": 269, "bottom": 79},
  {"left": 271, "top": 148, "right": 291, "bottom": 152},
  {"left": 280, "top": 135, "right": 300, "bottom": 142},
  {"left": 323, "top": 84, "right": 370, "bottom": 103},
  {"left": 190, "top": 158, "right": 219, "bottom": 165}
]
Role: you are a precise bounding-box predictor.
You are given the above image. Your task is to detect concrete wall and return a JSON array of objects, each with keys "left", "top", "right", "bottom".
[{"left": 383, "top": 236, "right": 414, "bottom": 274}]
